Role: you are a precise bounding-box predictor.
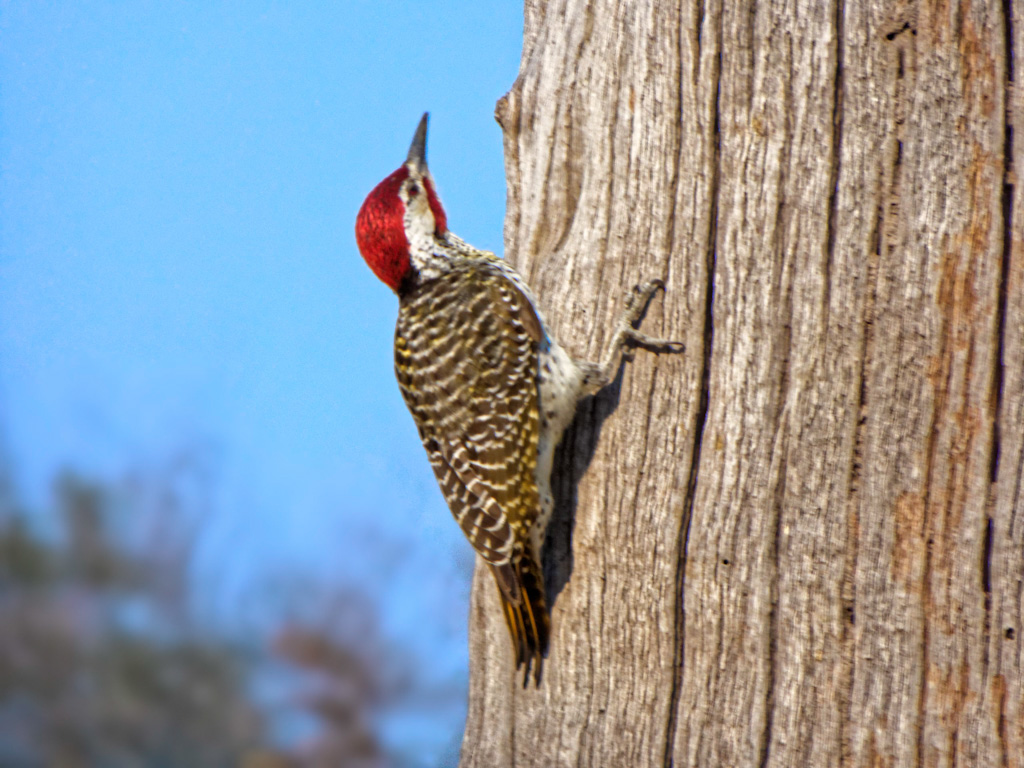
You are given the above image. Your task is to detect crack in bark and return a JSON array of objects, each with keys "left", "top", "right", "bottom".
[
  {"left": 995, "top": 673, "right": 1010, "bottom": 768},
  {"left": 843, "top": 215, "right": 877, "bottom": 768},
  {"left": 695, "top": 0, "right": 705, "bottom": 86},
  {"left": 983, "top": 516, "right": 994, "bottom": 597},
  {"left": 991, "top": 2, "right": 1015, "bottom": 764},
  {"left": 823, "top": 4, "right": 854, "bottom": 767},
  {"left": 990, "top": 159, "right": 1011, "bottom": 490},
  {"left": 990, "top": 0, "right": 1015, "bottom": 517},
  {"left": 656, "top": 7, "right": 686, "bottom": 763},
  {"left": 662, "top": 4, "right": 721, "bottom": 765},
  {"left": 842, "top": 14, "right": 910, "bottom": 762},
  {"left": 825, "top": 0, "right": 845, "bottom": 337}
]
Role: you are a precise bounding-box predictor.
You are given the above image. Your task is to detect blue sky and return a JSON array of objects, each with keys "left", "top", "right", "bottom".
[{"left": 1, "top": 0, "right": 523, "bottom": 759}]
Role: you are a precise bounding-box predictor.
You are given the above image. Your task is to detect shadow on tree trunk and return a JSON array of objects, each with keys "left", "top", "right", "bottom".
[{"left": 544, "top": 365, "right": 629, "bottom": 610}]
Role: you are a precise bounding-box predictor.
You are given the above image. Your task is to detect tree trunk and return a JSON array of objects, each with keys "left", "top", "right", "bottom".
[{"left": 460, "top": 1, "right": 1022, "bottom": 766}]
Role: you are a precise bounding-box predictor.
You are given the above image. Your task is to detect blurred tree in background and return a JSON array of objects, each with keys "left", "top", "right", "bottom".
[
  {"left": 0, "top": 471, "right": 269, "bottom": 766},
  {"left": 0, "top": 458, "right": 448, "bottom": 767}
]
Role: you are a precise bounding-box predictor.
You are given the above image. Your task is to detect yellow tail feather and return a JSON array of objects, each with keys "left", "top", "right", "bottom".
[{"left": 492, "top": 556, "right": 549, "bottom": 686}]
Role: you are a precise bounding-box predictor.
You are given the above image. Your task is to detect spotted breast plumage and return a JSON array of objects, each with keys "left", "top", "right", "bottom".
[{"left": 354, "top": 113, "right": 682, "bottom": 685}]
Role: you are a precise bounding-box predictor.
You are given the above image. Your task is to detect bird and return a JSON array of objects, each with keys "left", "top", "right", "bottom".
[{"left": 354, "top": 113, "right": 682, "bottom": 685}]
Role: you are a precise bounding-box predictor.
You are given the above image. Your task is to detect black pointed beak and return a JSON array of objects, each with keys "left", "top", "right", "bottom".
[{"left": 406, "top": 112, "right": 429, "bottom": 173}]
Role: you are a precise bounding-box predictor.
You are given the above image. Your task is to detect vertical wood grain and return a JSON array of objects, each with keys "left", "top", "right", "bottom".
[{"left": 459, "top": 2, "right": 1022, "bottom": 766}]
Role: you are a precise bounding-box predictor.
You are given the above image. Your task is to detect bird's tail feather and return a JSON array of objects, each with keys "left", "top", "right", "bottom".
[{"left": 492, "top": 556, "right": 549, "bottom": 686}]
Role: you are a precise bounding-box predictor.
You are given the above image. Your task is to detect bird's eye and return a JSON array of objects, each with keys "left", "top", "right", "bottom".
[{"left": 408, "top": 184, "right": 419, "bottom": 198}]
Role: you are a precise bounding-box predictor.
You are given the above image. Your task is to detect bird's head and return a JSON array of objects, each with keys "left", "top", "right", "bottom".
[{"left": 355, "top": 113, "right": 448, "bottom": 292}]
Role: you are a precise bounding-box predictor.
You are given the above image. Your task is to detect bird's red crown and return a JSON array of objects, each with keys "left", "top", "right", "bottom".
[{"left": 355, "top": 114, "right": 448, "bottom": 292}]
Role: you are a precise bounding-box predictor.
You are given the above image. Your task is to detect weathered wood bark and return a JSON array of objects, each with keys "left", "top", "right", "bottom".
[{"left": 460, "top": 1, "right": 1022, "bottom": 766}]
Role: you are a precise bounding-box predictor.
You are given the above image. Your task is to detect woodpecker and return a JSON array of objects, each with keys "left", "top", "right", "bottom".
[{"left": 354, "top": 113, "right": 682, "bottom": 685}]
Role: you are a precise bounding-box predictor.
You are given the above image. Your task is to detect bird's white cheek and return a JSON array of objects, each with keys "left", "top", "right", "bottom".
[{"left": 404, "top": 200, "right": 437, "bottom": 251}]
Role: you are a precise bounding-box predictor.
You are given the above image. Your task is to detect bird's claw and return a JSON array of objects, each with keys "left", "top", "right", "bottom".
[
  {"left": 624, "top": 328, "right": 685, "bottom": 354},
  {"left": 621, "top": 278, "right": 666, "bottom": 324},
  {"left": 622, "top": 279, "right": 665, "bottom": 318},
  {"left": 614, "top": 277, "right": 684, "bottom": 356}
]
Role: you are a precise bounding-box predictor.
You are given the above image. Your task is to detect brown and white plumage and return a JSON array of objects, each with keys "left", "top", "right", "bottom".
[
  {"left": 395, "top": 258, "right": 551, "bottom": 674},
  {"left": 354, "top": 113, "right": 681, "bottom": 685}
]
